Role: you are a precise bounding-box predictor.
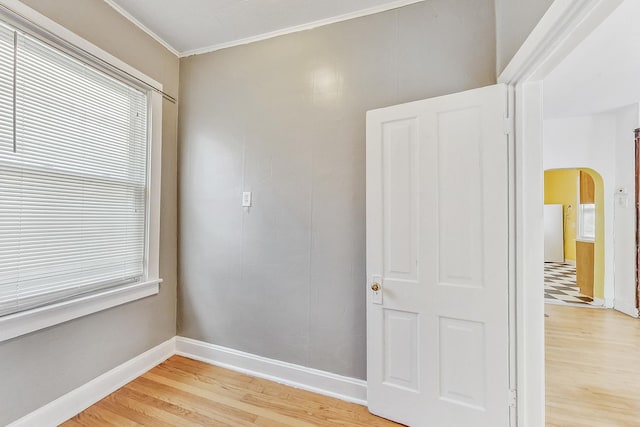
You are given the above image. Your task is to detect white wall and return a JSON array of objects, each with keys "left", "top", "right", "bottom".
[
  {"left": 543, "top": 104, "right": 639, "bottom": 312},
  {"left": 178, "top": 0, "right": 497, "bottom": 380},
  {"left": 543, "top": 0, "right": 640, "bottom": 119},
  {"left": 494, "top": 0, "right": 554, "bottom": 74},
  {"left": 613, "top": 105, "right": 640, "bottom": 316}
]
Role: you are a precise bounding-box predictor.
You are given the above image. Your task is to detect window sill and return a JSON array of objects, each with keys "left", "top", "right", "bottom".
[
  {"left": 575, "top": 238, "right": 595, "bottom": 243},
  {"left": 0, "top": 279, "right": 161, "bottom": 343}
]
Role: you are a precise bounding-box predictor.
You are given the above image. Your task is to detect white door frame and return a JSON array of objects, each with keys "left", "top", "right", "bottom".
[{"left": 498, "top": 1, "right": 625, "bottom": 425}]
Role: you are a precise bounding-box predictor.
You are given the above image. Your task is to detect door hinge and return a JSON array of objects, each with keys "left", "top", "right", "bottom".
[
  {"left": 504, "top": 117, "right": 513, "bottom": 135},
  {"left": 508, "top": 389, "right": 517, "bottom": 407}
]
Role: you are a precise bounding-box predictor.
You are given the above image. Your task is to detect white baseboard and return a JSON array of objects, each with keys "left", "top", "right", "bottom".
[
  {"left": 614, "top": 301, "right": 639, "bottom": 318},
  {"left": 175, "top": 336, "right": 367, "bottom": 405},
  {"left": 544, "top": 299, "right": 604, "bottom": 309},
  {"left": 8, "top": 337, "right": 176, "bottom": 427},
  {"left": 9, "top": 336, "right": 367, "bottom": 426}
]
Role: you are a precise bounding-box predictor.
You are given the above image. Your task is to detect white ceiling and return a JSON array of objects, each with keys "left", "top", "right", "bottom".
[
  {"left": 543, "top": 0, "right": 640, "bottom": 118},
  {"left": 106, "top": 0, "right": 424, "bottom": 57}
]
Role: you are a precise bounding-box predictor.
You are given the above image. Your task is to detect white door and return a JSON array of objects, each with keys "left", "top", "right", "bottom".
[
  {"left": 366, "top": 84, "right": 511, "bottom": 427},
  {"left": 544, "top": 204, "right": 564, "bottom": 263}
]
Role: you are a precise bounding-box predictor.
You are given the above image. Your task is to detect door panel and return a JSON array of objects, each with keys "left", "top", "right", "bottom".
[
  {"left": 382, "top": 118, "right": 418, "bottom": 281},
  {"left": 437, "top": 107, "right": 484, "bottom": 289},
  {"left": 438, "top": 317, "right": 486, "bottom": 409},
  {"left": 366, "top": 84, "right": 510, "bottom": 427},
  {"left": 384, "top": 309, "right": 419, "bottom": 391}
]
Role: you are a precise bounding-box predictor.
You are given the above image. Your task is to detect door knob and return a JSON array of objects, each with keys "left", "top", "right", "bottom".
[{"left": 371, "top": 282, "right": 380, "bottom": 292}]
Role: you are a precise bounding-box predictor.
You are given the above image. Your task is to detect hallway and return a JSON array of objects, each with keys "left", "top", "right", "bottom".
[{"left": 546, "top": 304, "right": 640, "bottom": 426}]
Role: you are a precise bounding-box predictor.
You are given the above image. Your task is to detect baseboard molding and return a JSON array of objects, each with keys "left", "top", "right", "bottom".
[
  {"left": 175, "top": 336, "right": 367, "bottom": 405},
  {"left": 593, "top": 297, "right": 605, "bottom": 307},
  {"left": 614, "top": 301, "right": 639, "bottom": 318},
  {"left": 8, "top": 337, "right": 176, "bottom": 427},
  {"left": 544, "top": 299, "right": 604, "bottom": 309},
  {"left": 9, "top": 336, "right": 367, "bottom": 426}
]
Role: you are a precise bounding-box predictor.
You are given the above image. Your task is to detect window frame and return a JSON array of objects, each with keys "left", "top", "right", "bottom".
[
  {"left": 0, "top": 0, "right": 163, "bottom": 342},
  {"left": 577, "top": 202, "right": 596, "bottom": 242},
  {"left": 576, "top": 172, "right": 596, "bottom": 243}
]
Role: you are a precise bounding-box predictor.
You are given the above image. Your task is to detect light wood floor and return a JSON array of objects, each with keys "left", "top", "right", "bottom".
[
  {"left": 545, "top": 304, "right": 640, "bottom": 426},
  {"left": 61, "top": 355, "right": 401, "bottom": 426},
  {"left": 62, "top": 305, "right": 640, "bottom": 426}
]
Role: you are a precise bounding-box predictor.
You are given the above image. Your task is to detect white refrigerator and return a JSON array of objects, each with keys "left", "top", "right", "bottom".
[{"left": 544, "top": 204, "right": 564, "bottom": 263}]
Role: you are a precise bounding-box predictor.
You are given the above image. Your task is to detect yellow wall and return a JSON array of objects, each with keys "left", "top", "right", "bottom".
[
  {"left": 544, "top": 168, "right": 605, "bottom": 300},
  {"left": 544, "top": 169, "right": 578, "bottom": 261}
]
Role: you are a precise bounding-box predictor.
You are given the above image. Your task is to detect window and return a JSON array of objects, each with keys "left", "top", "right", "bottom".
[
  {"left": 577, "top": 171, "right": 596, "bottom": 242},
  {"left": 0, "top": 7, "right": 162, "bottom": 341},
  {"left": 578, "top": 203, "right": 596, "bottom": 241}
]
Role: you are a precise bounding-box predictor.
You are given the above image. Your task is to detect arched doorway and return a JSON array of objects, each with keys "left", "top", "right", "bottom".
[{"left": 543, "top": 168, "right": 604, "bottom": 305}]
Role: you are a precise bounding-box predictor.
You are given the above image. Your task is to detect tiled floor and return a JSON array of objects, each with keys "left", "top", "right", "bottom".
[{"left": 544, "top": 262, "right": 596, "bottom": 305}]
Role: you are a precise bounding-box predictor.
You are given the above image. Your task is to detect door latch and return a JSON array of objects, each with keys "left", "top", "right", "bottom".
[{"left": 371, "top": 275, "right": 383, "bottom": 305}]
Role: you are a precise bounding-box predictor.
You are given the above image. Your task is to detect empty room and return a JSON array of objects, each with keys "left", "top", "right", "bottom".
[{"left": 1, "top": 0, "right": 638, "bottom": 426}]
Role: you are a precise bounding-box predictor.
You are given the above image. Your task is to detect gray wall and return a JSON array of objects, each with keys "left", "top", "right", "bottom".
[
  {"left": 178, "top": 0, "right": 496, "bottom": 380},
  {"left": 495, "top": 0, "right": 554, "bottom": 74},
  {"left": 0, "top": 1, "right": 179, "bottom": 425}
]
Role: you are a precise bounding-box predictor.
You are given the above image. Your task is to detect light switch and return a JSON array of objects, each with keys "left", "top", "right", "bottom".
[
  {"left": 615, "top": 187, "right": 629, "bottom": 208},
  {"left": 618, "top": 196, "right": 629, "bottom": 208},
  {"left": 242, "top": 191, "right": 252, "bottom": 207}
]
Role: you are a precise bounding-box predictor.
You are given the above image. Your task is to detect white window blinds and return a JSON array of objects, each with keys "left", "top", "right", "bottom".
[
  {"left": 0, "top": 22, "right": 149, "bottom": 317},
  {"left": 0, "top": 25, "right": 12, "bottom": 156}
]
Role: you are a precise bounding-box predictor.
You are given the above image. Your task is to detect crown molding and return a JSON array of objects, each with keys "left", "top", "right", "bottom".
[
  {"left": 498, "top": 0, "right": 623, "bottom": 84},
  {"left": 180, "top": 0, "right": 424, "bottom": 57},
  {"left": 103, "top": 0, "right": 180, "bottom": 57},
  {"left": 104, "top": 0, "right": 425, "bottom": 58}
]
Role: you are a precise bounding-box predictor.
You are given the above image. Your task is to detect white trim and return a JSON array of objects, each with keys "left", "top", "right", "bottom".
[
  {"left": 145, "top": 90, "right": 163, "bottom": 283},
  {"left": 498, "top": 0, "right": 623, "bottom": 85},
  {"left": 0, "top": 1, "right": 164, "bottom": 343},
  {"left": 592, "top": 297, "right": 606, "bottom": 307},
  {"left": 175, "top": 336, "right": 368, "bottom": 405},
  {"left": 175, "top": 0, "right": 424, "bottom": 57},
  {"left": 0, "top": 280, "right": 161, "bottom": 343},
  {"left": 575, "top": 238, "right": 595, "bottom": 243},
  {"left": 7, "top": 337, "right": 176, "bottom": 427},
  {"left": 0, "top": 0, "right": 162, "bottom": 90},
  {"left": 8, "top": 337, "right": 368, "bottom": 425},
  {"left": 544, "top": 299, "right": 605, "bottom": 309},
  {"left": 502, "top": 1, "right": 625, "bottom": 426},
  {"left": 514, "top": 80, "right": 546, "bottom": 427},
  {"left": 614, "top": 300, "right": 639, "bottom": 318},
  {"left": 102, "top": 0, "right": 179, "bottom": 57},
  {"left": 506, "top": 83, "right": 518, "bottom": 427}
]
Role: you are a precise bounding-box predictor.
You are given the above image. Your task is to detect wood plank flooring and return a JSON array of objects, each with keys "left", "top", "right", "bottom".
[
  {"left": 63, "top": 304, "right": 640, "bottom": 426},
  {"left": 545, "top": 304, "right": 640, "bottom": 426},
  {"left": 62, "top": 355, "right": 401, "bottom": 426}
]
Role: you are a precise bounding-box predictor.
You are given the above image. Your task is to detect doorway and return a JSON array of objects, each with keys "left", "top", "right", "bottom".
[
  {"left": 543, "top": 168, "right": 605, "bottom": 306},
  {"left": 500, "top": 0, "right": 640, "bottom": 424},
  {"left": 538, "top": 2, "right": 640, "bottom": 422}
]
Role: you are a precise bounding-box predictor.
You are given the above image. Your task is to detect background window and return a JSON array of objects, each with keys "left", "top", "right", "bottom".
[{"left": 579, "top": 203, "right": 596, "bottom": 241}]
